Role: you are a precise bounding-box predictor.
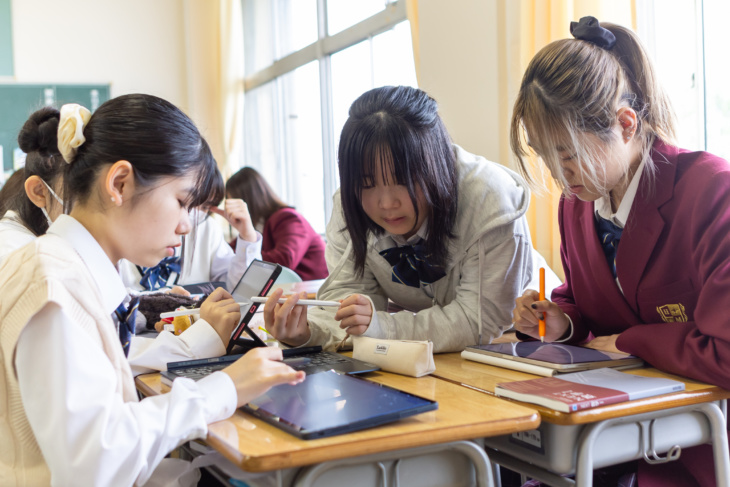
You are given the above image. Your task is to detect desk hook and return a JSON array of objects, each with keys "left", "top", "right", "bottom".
[{"left": 643, "top": 445, "right": 682, "bottom": 465}]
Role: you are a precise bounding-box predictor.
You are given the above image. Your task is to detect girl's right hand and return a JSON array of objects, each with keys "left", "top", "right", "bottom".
[
  {"left": 263, "top": 288, "right": 311, "bottom": 347},
  {"left": 199, "top": 287, "right": 241, "bottom": 347},
  {"left": 512, "top": 289, "right": 570, "bottom": 342},
  {"left": 222, "top": 347, "right": 305, "bottom": 408}
]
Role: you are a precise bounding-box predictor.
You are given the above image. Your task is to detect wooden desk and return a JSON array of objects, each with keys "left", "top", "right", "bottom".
[
  {"left": 136, "top": 369, "right": 539, "bottom": 486},
  {"left": 432, "top": 353, "right": 730, "bottom": 487}
]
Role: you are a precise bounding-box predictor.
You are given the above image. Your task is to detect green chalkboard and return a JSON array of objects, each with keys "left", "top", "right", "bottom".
[
  {"left": 0, "top": 0, "right": 12, "bottom": 76},
  {"left": 0, "top": 84, "right": 110, "bottom": 175}
]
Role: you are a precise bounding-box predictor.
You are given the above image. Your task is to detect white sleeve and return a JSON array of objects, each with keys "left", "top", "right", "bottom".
[
  {"left": 15, "top": 303, "right": 237, "bottom": 487},
  {"left": 225, "top": 232, "right": 263, "bottom": 291},
  {"left": 127, "top": 320, "right": 226, "bottom": 376}
]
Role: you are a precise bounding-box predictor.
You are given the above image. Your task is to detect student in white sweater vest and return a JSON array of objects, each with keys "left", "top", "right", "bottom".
[
  {"left": 263, "top": 86, "right": 560, "bottom": 353},
  {"left": 0, "top": 95, "right": 304, "bottom": 487}
]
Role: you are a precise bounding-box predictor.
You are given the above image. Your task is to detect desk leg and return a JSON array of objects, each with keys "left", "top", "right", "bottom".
[{"left": 575, "top": 403, "right": 730, "bottom": 487}]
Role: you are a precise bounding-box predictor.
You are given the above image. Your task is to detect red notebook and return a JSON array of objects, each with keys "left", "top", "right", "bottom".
[{"left": 495, "top": 368, "right": 684, "bottom": 412}]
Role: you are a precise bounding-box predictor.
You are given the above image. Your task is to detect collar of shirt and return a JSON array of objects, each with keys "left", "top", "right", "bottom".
[
  {"left": 594, "top": 156, "right": 647, "bottom": 228},
  {"left": 48, "top": 215, "right": 127, "bottom": 315},
  {"left": 384, "top": 220, "right": 429, "bottom": 247}
]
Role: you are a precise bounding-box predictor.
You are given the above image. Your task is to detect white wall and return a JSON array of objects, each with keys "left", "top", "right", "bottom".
[
  {"left": 10, "top": 0, "right": 188, "bottom": 113},
  {"left": 418, "top": 0, "right": 501, "bottom": 163}
]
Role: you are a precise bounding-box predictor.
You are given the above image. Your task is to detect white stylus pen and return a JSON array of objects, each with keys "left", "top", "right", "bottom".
[
  {"left": 159, "top": 297, "right": 340, "bottom": 319},
  {"left": 249, "top": 297, "right": 340, "bottom": 307}
]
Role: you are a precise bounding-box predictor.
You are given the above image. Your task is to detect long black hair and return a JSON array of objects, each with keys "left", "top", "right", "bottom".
[
  {"left": 64, "top": 94, "right": 218, "bottom": 213},
  {"left": 14, "top": 107, "right": 65, "bottom": 236},
  {"left": 338, "top": 86, "right": 458, "bottom": 275}
]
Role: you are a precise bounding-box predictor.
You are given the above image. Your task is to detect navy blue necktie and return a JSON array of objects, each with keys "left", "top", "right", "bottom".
[
  {"left": 595, "top": 216, "right": 623, "bottom": 278},
  {"left": 115, "top": 296, "right": 139, "bottom": 357},
  {"left": 139, "top": 256, "right": 181, "bottom": 290},
  {"left": 379, "top": 240, "right": 446, "bottom": 288}
]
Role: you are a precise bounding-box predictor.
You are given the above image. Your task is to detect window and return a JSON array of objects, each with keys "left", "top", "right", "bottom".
[
  {"left": 241, "top": 0, "right": 417, "bottom": 233},
  {"left": 637, "top": 0, "right": 730, "bottom": 159}
]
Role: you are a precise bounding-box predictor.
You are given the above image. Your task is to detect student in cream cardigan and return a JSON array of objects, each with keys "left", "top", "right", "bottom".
[{"left": 0, "top": 95, "right": 303, "bottom": 486}]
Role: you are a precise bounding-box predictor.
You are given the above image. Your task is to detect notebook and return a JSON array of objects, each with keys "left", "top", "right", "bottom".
[
  {"left": 161, "top": 260, "right": 380, "bottom": 385},
  {"left": 462, "top": 342, "right": 643, "bottom": 377},
  {"left": 242, "top": 369, "right": 438, "bottom": 439}
]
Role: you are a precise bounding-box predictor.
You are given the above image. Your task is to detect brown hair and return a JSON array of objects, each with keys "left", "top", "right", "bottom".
[
  {"left": 225, "top": 167, "right": 289, "bottom": 226},
  {"left": 510, "top": 22, "right": 677, "bottom": 196}
]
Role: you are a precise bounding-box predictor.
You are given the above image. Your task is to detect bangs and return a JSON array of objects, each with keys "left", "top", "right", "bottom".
[{"left": 181, "top": 140, "right": 219, "bottom": 210}]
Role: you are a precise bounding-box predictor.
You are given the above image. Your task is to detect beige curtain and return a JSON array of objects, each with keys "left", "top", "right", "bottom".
[
  {"left": 406, "top": 0, "right": 421, "bottom": 85},
  {"left": 496, "top": 0, "right": 635, "bottom": 280},
  {"left": 182, "top": 0, "right": 244, "bottom": 178}
]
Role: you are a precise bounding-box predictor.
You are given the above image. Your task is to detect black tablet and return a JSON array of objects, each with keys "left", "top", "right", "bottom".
[{"left": 242, "top": 370, "right": 438, "bottom": 439}]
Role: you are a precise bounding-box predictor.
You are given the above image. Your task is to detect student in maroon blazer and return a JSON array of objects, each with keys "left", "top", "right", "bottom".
[
  {"left": 225, "top": 167, "right": 328, "bottom": 280},
  {"left": 510, "top": 16, "right": 730, "bottom": 487}
]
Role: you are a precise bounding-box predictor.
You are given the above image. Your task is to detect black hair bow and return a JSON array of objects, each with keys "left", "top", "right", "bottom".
[{"left": 569, "top": 16, "right": 616, "bottom": 49}]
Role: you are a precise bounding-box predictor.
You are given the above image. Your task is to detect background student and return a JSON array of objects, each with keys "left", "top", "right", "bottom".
[
  {"left": 0, "top": 107, "right": 66, "bottom": 264},
  {"left": 510, "top": 16, "right": 730, "bottom": 486},
  {"left": 264, "top": 85, "right": 558, "bottom": 353},
  {"left": 224, "top": 166, "right": 328, "bottom": 280},
  {"left": 0, "top": 94, "right": 304, "bottom": 486}
]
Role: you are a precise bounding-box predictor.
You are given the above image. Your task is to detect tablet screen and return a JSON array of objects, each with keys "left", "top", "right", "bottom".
[
  {"left": 243, "top": 370, "right": 438, "bottom": 439},
  {"left": 471, "top": 342, "right": 636, "bottom": 364}
]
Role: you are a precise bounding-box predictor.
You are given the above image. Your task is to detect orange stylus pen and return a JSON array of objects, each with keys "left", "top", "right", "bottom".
[{"left": 539, "top": 267, "right": 546, "bottom": 342}]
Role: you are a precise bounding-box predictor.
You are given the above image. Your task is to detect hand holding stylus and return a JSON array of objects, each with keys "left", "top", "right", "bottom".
[{"left": 512, "top": 288, "right": 570, "bottom": 342}]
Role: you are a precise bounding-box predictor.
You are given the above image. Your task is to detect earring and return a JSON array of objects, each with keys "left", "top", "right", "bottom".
[{"left": 111, "top": 196, "right": 116, "bottom": 203}]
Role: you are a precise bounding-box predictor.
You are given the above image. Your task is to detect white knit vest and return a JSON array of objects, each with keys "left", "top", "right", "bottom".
[{"left": 0, "top": 235, "right": 137, "bottom": 486}]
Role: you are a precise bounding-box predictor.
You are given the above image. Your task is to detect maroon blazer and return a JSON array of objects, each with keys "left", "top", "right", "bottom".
[
  {"left": 554, "top": 141, "right": 730, "bottom": 389},
  {"left": 554, "top": 141, "right": 730, "bottom": 485},
  {"left": 261, "top": 208, "right": 328, "bottom": 281}
]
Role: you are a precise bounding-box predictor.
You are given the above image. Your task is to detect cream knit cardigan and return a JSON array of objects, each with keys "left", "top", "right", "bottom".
[{"left": 0, "top": 235, "right": 136, "bottom": 486}]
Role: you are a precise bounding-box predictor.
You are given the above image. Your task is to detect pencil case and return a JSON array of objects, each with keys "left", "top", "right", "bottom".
[{"left": 352, "top": 336, "right": 436, "bottom": 377}]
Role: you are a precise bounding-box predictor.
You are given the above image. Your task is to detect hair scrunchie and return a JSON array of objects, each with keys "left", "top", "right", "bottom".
[
  {"left": 569, "top": 16, "right": 616, "bottom": 50},
  {"left": 57, "top": 103, "right": 92, "bottom": 163}
]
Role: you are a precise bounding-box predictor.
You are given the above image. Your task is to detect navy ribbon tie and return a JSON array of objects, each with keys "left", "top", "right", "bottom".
[
  {"left": 379, "top": 241, "right": 446, "bottom": 288},
  {"left": 115, "top": 296, "right": 140, "bottom": 357},
  {"left": 595, "top": 216, "right": 623, "bottom": 278},
  {"left": 139, "top": 256, "right": 181, "bottom": 290}
]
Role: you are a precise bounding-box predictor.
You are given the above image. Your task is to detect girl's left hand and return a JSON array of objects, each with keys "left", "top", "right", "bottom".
[
  {"left": 583, "top": 334, "right": 622, "bottom": 354},
  {"left": 334, "top": 294, "right": 372, "bottom": 335}
]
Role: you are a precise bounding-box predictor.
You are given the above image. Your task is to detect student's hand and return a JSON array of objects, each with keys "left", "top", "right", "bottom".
[
  {"left": 584, "top": 334, "right": 623, "bottom": 354},
  {"left": 223, "top": 347, "right": 305, "bottom": 408},
  {"left": 512, "top": 289, "right": 570, "bottom": 342},
  {"left": 168, "top": 286, "right": 191, "bottom": 297},
  {"left": 263, "top": 288, "right": 311, "bottom": 347},
  {"left": 210, "top": 199, "right": 257, "bottom": 242},
  {"left": 334, "top": 294, "right": 372, "bottom": 336},
  {"left": 199, "top": 287, "right": 241, "bottom": 346}
]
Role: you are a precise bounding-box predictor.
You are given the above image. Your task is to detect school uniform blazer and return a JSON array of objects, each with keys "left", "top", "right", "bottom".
[
  {"left": 262, "top": 207, "right": 328, "bottom": 281},
  {"left": 554, "top": 140, "right": 730, "bottom": 390}
]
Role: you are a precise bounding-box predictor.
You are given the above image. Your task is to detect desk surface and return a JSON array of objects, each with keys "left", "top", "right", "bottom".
[
  {"left": 136, "top": 369, "right": 539, "bottom": 472},
  {"left": 432, "top": 353, "right": 730, "bottom": 426}
]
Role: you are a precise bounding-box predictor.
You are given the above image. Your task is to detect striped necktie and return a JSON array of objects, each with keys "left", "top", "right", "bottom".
[
  {"left": 379, "top": 239, "right": 446, "bottom": 288},
  {"left": 595, "top": 216, "right": 623, "bottom": 278},
  {"left": 138, "top": 256, "right": 181, "bottom": 290},
  {"left": 115, "top": 296, "right": 140, "bottom": 357}
]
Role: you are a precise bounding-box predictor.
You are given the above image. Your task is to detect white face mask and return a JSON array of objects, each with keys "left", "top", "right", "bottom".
[{"left": 39, "top": 179, "right": 64, "bottom": 227}]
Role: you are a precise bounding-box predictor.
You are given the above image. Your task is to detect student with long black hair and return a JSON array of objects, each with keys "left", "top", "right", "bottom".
[{"left": 264, "top": 85, "right": 558, "bottom": 352}]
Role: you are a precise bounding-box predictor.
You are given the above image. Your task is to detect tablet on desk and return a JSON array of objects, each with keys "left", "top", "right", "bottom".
[
  {"left": 462, "top": 342, "right": 643, "bottom": 377},
  {"left": 242, "top": 370, "right": 438, "bottom": 440}
]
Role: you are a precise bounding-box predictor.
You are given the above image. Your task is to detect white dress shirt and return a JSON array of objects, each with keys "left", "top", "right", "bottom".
[
  {"left": 0, "top": 210, "right": 37, "bottom": 265},
  {"left": 14, "top": 215, "right": 237, "bottom": 486}
]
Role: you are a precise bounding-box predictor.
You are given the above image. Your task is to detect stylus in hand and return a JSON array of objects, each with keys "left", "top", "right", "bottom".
[
  {"left": 159, "top": 297, "right": 340, "bottom": 319},
  {"left": 249, "top": 297, "right": 340, "bottom": 307}
]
